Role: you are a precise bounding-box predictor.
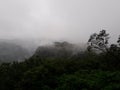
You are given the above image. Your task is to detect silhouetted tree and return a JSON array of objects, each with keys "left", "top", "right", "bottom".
[
  {"left": 87, "top": 30, "right": 110, "bottom": 53},
  {"left": 117, "top": 35, "right": 120, "bottom": 46}
]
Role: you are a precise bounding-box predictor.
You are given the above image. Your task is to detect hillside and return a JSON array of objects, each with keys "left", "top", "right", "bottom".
[
  {"left": 0, "top": 41, "right": 31, "bottom": 62},
  {"left": 0, "top": 40, "right": 119, "bottom": 90}
]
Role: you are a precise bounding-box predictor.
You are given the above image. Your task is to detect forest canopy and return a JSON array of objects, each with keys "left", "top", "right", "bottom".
[{"left": 0, "top": 30, "right": 120, "bottom": 90}]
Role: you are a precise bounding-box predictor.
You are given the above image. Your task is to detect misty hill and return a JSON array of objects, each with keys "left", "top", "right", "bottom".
[
  {"left": 33, "top": 41, "right": 86, "bottom": 59},
  {"left": 0, "top": 41, "right": 32, "bottom": 62},
  {"left": 0, "top": 38, "right": 57, "bottom": 62},
  {"left": 0, "top": 42, "right": 119, "bottom": 90},
  {"left": 0, "top": 39, "right": 87, "bottom": 63},
  {"left": 0, "top": 38, "right": 120, "bottom": 89}
]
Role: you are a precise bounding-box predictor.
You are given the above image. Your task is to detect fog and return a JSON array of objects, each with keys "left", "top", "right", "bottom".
[{"left": 0, "top": 0, "right": 120, "bottom": 43}]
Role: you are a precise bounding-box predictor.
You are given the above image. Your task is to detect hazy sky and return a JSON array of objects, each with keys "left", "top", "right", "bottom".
[{"left": 0, "top": 0, "right": 120, "bottom": 43}]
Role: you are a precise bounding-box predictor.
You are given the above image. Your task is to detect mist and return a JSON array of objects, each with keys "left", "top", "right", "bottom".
[
  {"left": 0, "top": 0, "right": 120, "bottom": 44},
  {"left": 0, "top": 1, "right": 120, "bottom": 89}
]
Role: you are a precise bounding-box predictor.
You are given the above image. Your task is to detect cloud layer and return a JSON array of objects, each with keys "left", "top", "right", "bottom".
[{"left": 0, "top": 0, "right": 120, "bottom": 43}]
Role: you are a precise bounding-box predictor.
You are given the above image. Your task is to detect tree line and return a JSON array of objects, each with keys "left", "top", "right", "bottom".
[{"left": 0, "top": 30, "right": 119, "bottom": 90}]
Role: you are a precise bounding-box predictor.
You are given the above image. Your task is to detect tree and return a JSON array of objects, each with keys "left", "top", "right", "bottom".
[
  {"left": 87, "top": 30, "right": 110, "bottom": 53},
  {"left": 117, "top": 35, "right": 120, "bottom": 46}
]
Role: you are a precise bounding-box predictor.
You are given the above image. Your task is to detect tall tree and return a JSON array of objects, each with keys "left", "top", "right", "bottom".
[{"left": 87, "top": 30, "right": 110, "bottom": 53}]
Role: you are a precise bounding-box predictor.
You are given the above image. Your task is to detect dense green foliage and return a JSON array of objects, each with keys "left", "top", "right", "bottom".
[
  {"left": 0, "top": 31, "right": 120, "bottom": 90},
  {"left": 0, "top": 50, "right": 120, "bottom": 90}
]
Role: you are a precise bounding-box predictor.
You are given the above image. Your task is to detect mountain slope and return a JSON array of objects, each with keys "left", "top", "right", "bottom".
[{"left": 0, "top": 42, "right": 31, "bottom": 62}]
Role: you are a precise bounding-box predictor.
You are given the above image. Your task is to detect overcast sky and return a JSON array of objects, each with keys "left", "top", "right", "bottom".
[{"left": 0, "top": 0, "right": 120, "bottom": 43}]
